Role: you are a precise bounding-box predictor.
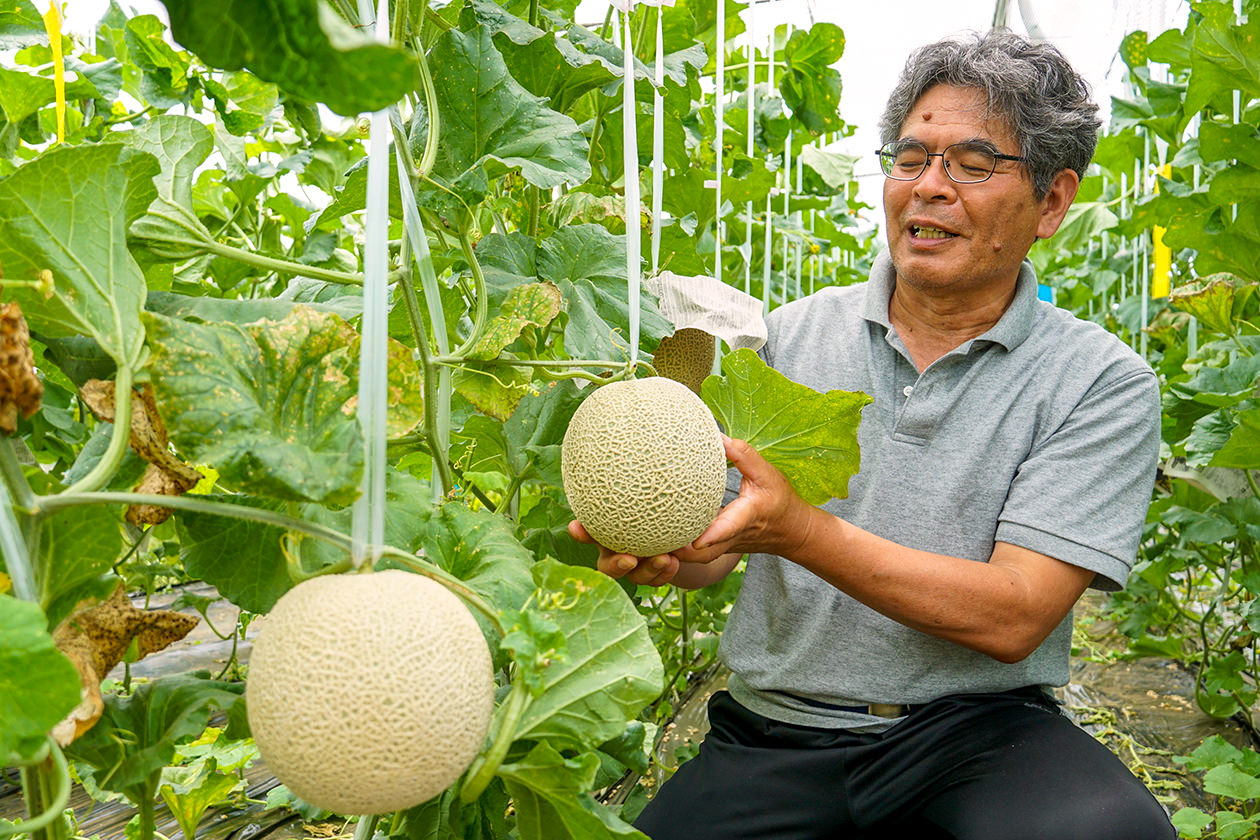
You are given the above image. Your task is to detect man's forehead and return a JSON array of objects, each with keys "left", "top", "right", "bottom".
[{"left": 900, "top": 85, "right": 1015, "bottom": 143}]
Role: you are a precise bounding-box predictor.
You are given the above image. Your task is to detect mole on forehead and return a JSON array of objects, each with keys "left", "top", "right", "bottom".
[{"left": 922, "top": 112, "right": 933, "bottom": 121}]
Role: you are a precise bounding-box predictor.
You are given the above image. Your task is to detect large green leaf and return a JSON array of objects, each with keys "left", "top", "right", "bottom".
[
  {"left": 500, "top": 743, "right": 648, "bottom": 840},
  {"left": 0, "top": 143, "right": 157, "bottom": 367},
  {"left": 720, "top": 150, "right": 775, "bottom": 206},
  {"left": 124, "top": 14, "right": 192, "bottom": 108},
  {"left": 0, "top": 65, "right": 53, "bottom": 123},
  {"left": 493, "top": 26, "right": 622, "bottom": 116},
  {"left": 780, "top": 23, "right": 845, "bottom": 135},
  {"left": 175, "top": 496, "right": 294, "bottom": 615},
  {"left": 504, "top": 380, "right": 583, "bottom": 487},
  {"left": 144, "top": 305, "right": 423, "bottom": 506},
  {"left": 1185, "top": 11, "right": 1260, "bottom": 116},
  {"left": 0, "top": 596, "right": 81, "bottom": 762},
  {"left": 120, "top": 115, "right": 213, "bottom": 212},
  {"left": 177, "top": 469, "right": 532, "bottom": 617},
  {"left": 1199, "top": 121, "right": 1260, "bottom": 169},
  {"left": 452, "top": 380, "right": 580, "bottom": 499},
  {"left": 39, "top": 503, "right": 123, "bottom": 610},
  {"left": 160, "top": 0, "right": 420, "bottom": 116},
  {"left": 426, "top": 26, "right": 591, "bottom": 208},
  {"left": 511, "top": 560, "right": 662, "bottom": 752},
  {"left": 65, "top": 673, "right": 244, "bottom": 807},
  {"left": 1212, "top": 408, "right": 1260, "bottom": 470},
  {"left": 122, "top": 114, "right": 217, "bottom": 258},
  {"left": 399, "top": 500, "right": 537, "bottom": 618},
  {"left": 0, "top": 0, "right": 43, "bottom": 50},
  {"left": 475, "top": 226, "right": 672, "bottom": 362},
  {"left": 275, "top": 470, "right": 538, "bottom": 619},
  {"left": 1204, "top": 763, "right": 1260, "bottom": 801},
  {"left": 1208, "top": 165, "right": 1260, "bottom": 206},
  {"left": 536, "top": 224, "right": 672, "bottom": 361},
  {"left": 799, "top": 145, "right": 857, "bottom": 191},
  {"left": 702, "top": 348, "right": 871, "bottom": 505}
]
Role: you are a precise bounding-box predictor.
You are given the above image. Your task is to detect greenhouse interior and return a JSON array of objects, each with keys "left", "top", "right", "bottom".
[{"left": 2, "top": 0, "right": 1259, "bottom": 838}]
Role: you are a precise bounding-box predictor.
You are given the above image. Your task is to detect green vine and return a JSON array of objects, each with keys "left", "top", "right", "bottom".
[{"left": 459, "top": 676, "right": 532, "bottom": 803}]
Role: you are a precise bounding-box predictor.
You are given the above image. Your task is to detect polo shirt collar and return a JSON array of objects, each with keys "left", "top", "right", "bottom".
[{"left": 860, "top": 250, "right": 1040, "bottom": 352}]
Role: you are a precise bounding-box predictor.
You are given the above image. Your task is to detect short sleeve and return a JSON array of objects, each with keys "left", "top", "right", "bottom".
[{"left": 995, "top": 367, "right": 1161, "bottom": 591}]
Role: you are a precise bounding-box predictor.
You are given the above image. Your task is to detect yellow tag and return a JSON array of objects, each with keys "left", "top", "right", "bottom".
[
  {"left": 42, "top": 3, "right": 66, "bottom": 144},
  {"left": 0, "top": 572, "right": 11, "bottom": 594},
  {"left": 1152, "top": 163, "right": 1172, "bottom": 298}
]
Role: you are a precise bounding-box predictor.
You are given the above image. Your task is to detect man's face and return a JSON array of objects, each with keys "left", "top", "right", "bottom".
[{"left": 882, "top": 84, "right": 1058, "bottom": 296}]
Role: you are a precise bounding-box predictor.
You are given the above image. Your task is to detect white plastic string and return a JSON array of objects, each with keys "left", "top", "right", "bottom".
[
  {"left": 620, "top": 3, "right": 642, "bottom": 363},
  {"left": 1119, "top": 170, "right": 1128, "bottom": 300},
  {"left": 779, "top": 24, "right": 793, "bottom": 307},
  {"left": 807, "top": 209, "right": 815, "bottom": 296},
  {"left": 743, "top": 0, "right": 756, "bottom": 296},
  {"left": 794, "top": 149, "right": 803, "bottom": 298},
  {"left": 714, "top": 0, "right": 725, "bottom": 287},
  {"left": 351, "top": 0, "right": 391, "bottom": 567},
  {"left": 388, "top": 107, "right": 451, "bottom": 505},
  {"left": 760, "top": 24, "right": 773, "bottom": 313},
  {"left": 649, "top": 2, "right": 671, "bottom": 273},
  {"left": 780, "top": 130, "right": 790, "bottom": 306}
]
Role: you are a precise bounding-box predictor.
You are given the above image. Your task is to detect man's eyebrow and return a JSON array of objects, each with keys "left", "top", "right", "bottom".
[
  {"left": 954, "top": 136, "right": 1001, "bottom": 151},
  {"left": 896, "top": 135, "right": 1001, "bottom": 151}
]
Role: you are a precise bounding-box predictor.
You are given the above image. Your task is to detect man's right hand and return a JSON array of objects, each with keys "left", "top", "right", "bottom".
[{"left": 567, "top": 520, "right": 682, "bottom": 587}]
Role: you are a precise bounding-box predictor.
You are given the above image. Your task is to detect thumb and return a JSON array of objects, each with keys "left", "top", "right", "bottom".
[{"left": 723, "top": 435, "right": 772, "bottom": 483}]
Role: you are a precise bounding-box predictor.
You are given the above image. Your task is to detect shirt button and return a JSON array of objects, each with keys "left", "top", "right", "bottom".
[{"left": 902, "top": 385, "right": 914, "bottom": 397}]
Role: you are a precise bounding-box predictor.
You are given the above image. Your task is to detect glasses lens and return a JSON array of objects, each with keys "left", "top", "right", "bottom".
[
  {"left": 943, "top": 145, "right": 998, "bottom": 183},
  {"left": 880, "top": 142, "right": 928, "bottom": 179}
]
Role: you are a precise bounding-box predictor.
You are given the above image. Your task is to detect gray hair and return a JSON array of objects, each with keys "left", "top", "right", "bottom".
[{"left": 877, "top": 31, "right": 1101, "bottom": 199}]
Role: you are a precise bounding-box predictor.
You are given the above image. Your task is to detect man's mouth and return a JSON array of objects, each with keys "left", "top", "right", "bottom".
[{"left": 910, "top": 225, "right": 958, "bottom": 240}]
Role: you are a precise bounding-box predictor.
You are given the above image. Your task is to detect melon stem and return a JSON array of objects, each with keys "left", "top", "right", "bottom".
[
  {"left": 459, "top": 676, "right": 532, "bottom": 803},
  {"left": 352, "top": 814, "right": 379, "bottom": 840}
]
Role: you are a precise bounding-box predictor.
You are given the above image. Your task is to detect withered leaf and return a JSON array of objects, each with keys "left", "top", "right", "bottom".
[
  {"left": 80, "top": 379, "right": 202, "bottom": 523},
  {"left": 0, "top": 301, "right": 44, "bottom": 435},
  {"left": 51, "top": 584, "right": 199, "bottom": 745}
]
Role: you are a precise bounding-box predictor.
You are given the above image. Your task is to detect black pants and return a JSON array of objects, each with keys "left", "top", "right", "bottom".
[{"left": 634, "top": 688, "right": 1175, "bottom": 840}]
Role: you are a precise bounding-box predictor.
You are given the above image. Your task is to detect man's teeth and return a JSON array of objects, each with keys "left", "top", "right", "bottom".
[{"left": 913, "top": 226, "right": 955, "bottom": 239}]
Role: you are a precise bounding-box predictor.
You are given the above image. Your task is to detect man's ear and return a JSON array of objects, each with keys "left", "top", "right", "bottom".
[{"left": 1035, "top": 168, "right": 1081, "bottom": 240}]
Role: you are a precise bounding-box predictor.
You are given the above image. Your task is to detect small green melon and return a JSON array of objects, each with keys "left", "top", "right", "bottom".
[{"left": 652, "top": 328, "right": 716, "bottom": 395}]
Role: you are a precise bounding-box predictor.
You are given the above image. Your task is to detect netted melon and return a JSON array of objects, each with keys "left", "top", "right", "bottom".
[
  {"left": 562, "top": 376, "right": 726, "bottom": 557},
  {"left": 652, "top": 328, "right": 715, "bottom": 395},
  {"left": 245, "top": 570, "right": 494, "bottom": 815}
]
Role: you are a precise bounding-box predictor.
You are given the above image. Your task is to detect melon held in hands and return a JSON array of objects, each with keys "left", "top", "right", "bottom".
[
  {"left": 562, "top": 376, "right": 727, "bottom": 557},
  {"left": 245, "top": 569, "right": 494, "bottom": 815}
]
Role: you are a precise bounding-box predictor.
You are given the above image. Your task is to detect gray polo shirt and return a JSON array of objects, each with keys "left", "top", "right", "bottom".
[{"left": 720, "top": 251, "right": 1161, "bottom": 731}]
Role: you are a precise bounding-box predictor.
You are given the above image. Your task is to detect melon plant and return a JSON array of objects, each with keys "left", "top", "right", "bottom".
[
  {"left": 0, "top": 0, "right": 870, "bottom": 837},
  {"left": 245, "top": 569, "right": 494, "bottom": 815},
  {"left": 561, "top": 377, "right": 727, "bottom": 557}
]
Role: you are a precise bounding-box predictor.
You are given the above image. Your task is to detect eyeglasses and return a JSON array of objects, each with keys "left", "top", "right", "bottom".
[{"left": 876, "top": 140, "right": 1028, "bottom": 184}]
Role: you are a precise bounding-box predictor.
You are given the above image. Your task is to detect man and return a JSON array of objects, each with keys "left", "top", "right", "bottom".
[{"left": 571, "top": 30, "right": 1173, "bottom": 840}]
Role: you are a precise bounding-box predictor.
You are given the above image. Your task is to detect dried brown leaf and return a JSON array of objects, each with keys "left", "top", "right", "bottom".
[
  {"left": 51, "top": 584, "right": 199, "bottom": 745},
  {"left": 0, "top": 302, "right": 44, "bottom": 435},
  {"left": 80, "top": 379, "right": 203, "bottom": 521}
]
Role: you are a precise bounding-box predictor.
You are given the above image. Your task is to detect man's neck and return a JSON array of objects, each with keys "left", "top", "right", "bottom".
[{"left": 888, "top": 276, "right": 1018, "bottom": 372}]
